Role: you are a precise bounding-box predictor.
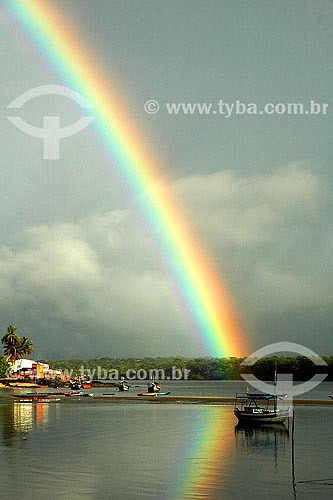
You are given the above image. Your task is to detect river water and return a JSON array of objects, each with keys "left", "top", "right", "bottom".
[{"left": 0, "top": 382, "right": 332, "bottom": 499}]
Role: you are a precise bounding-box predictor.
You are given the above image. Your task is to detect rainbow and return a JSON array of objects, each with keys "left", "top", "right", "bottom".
[
  {"left": 168, "top": 408, "right": 235, "bottom": 499},
  {"left": 6, "top": 0, "right": 249, "bottom": 357}
]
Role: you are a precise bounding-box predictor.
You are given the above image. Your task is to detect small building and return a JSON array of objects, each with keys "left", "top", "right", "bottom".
[{"left": 11, "top": 359, "right": 63, "bottom": 380}]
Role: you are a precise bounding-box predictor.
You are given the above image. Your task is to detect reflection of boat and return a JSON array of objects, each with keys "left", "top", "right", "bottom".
[
  {"left": 234, "top": 393, "right": 290, "bottom": 423},
  {"left": 234, "top": 422, "right": 289, "bottom": 457},
  {"left": 235, "top": 422, "right": 289, "bottom": 435}
]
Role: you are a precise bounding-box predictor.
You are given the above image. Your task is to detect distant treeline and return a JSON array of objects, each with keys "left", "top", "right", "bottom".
[{"left": 45, "top": 356, "right": 333, "bottom": 381}]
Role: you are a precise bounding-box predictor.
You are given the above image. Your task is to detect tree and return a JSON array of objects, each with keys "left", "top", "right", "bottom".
[
  {"left": 0, "top": 356, "right": 10, "bottom": 378},
  {"left": 1, "top": 325, "right": 21, "bottom": 364},
  {"left": 19, "top": 336, "right": 34, "bottom": 357},
  {"left": 1, "top": 325, "right": 34, "bottom": 365}
]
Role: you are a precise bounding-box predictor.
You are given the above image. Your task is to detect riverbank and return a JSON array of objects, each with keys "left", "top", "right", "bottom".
[
  {"left": 1, "top": 392, "right": 333, "bottom": 405},
  {"left": 3, "top": 394, "right": 332, "bottom": 405},
  {"left": 88, "top": 396, "right": 333, "bottom": 405},
  {"left": 0, "top": 382, "right": 43, "bottom": 388}
]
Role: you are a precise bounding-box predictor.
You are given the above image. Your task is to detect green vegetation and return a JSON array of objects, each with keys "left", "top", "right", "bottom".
[
  {"left": 1, "top": 324, "right": 34, "bottom": 365},
  {"left": 1, "top": 324, "right": 331, "bottom": 382},
  {"left": 45, "top": 356, "right": 333, "bottom": 381},
  {"left": 0, "top": 356, "right": 10, "bottom": 377}
]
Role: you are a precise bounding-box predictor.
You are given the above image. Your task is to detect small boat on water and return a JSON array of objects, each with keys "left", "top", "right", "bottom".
[
  {"left": 147, "top": 376, "right": 161, "bottom": 393},
  {"left": 137, "top": 391, "right": 171, "bottom": 396},
  {"left": 118, "top": 378, "right": 130, "bottom": 392},
  {"left": 64, "top": 392, "right": 94, "bottom": 397},
  {"left": 70, "top": 381, "right": 81, "bottom": 390},
  {"left": 12, "top": 393, "right": 50, "bottom": 399},
  {"left": 70, "top": 378, "right": 92, "bottom": 390},
  {"left": 12, "top": 394, "right": 61, "bottom": 403},
  {"left": 49, "top": 391, "right": 81, "bottom": 396},
  {"left": 25, "top": 391, "right": 81, "bottom": 397},
  {"left": 234, "top": 393, "right": 290, "bottom": 424},
  {"left": 14, "top": 398, "right": 61, "bottom": 403}
]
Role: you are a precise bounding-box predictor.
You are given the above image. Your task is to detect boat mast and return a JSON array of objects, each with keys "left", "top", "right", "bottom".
[{"left": 273, "top": 360, "right": 277, "bottom": 412}]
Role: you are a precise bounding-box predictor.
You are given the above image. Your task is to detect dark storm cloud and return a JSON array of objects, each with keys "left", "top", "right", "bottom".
[{"left": 1, "top": 1, "right": 332, "bottom": 356}]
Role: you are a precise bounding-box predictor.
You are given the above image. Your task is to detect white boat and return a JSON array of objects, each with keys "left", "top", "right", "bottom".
[{"left": 234, "top": 393, "right": 290, "bottom": 424}]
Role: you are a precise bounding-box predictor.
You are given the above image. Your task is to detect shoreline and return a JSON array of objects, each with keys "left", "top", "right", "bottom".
[
  {"left": 89, "top": 396, "right": 333, "bottom": 405},
  {"left": 0, "top": 382, "right": 44, "bottom": 388},
  {"left": 0, "top": 392, "right": 333, "bottom": 405},
  {"left": 2, "top": 395, "right": 331, "bottom": 405}
]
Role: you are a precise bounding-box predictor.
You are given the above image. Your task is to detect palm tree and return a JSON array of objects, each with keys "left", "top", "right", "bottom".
[
  {"left": 2, "top": 325, "right": 21, "bottom": 364},
  {"left": 1, "top": 325, "right": 34, "bottom": 365},
  {"left": 19, "top": 336, "right": 34, "bottom": 357},
  {"left": 2, "top": 324, "right": 18, "bottom": 341}
]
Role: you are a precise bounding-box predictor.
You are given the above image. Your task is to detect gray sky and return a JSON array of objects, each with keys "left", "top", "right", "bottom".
[{"left": 1, "top": 0, "right": 332, "bottom": 358}]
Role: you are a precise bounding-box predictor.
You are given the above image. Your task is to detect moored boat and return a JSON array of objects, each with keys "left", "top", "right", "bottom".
[
  {"left": 47, "top": 391, "right": 81, "bottom": 396},
  {"left": 70, "top": 377, "right": 92, "bottom": 390},
  {"left": 147, "top": 376, "right": 161, "bottom": 393},
  {"left": 234, "top": 393, "right": 290, "bottom": 424},
  {"left": 12, "top": 394, "right": 61, "bottom": 403},
  {"left": 137, "top": 392, "right": 171, "bottom": 396},
  {"left": 14, "top": 398, "right": 61, "bottom": 403},
  {"left": 12, "top": 393, "right": 50, "bottom": 400},
  {"left": 118, "top": 378, "right": 130, "bottom": 391}
]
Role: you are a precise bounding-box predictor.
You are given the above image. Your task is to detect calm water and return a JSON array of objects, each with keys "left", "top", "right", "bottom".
[
  {"left": 0, "top": 387, "right": 332, "bottom": 499},
  {"left": 107, "top": 379, "right": 333, "bottom": 399}
]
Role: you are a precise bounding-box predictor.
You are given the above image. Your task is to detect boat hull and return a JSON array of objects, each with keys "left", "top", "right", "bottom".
[
  {"left": 137, "top": 392, "right": 171, "bottom": 396},
  {"left": 14, "top": 398, "right": 61, "bottom": 403},
  {"left": 234, "top": 410, "right": 289, "bottom": 424}
]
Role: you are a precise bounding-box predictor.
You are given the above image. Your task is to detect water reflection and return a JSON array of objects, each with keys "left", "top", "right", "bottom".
[
  {"left": 0, "top": 402, "right": 50, "bottom": 448},
  {"left": 235, "top": 422, "right": 289, "bottom": 465},
  {"left": 171, "top": 407, "right": 235, "bottom": 499},
  {"left": 0, "top": 404, "right": 330, "bottom": 500},
  {"left": 169, "top": 413, "right": 291, "bottom": 499}
]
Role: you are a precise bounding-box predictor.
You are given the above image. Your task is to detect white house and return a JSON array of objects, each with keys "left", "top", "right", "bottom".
[
  {"left": 12, "top": 358, "right": 38, "bottom": 371},
  {"left": 12, "top": 359, "right": 48, "bottom": 378},
  {"left": 11, "top": 359, "right": 62, "bottom": 379}
]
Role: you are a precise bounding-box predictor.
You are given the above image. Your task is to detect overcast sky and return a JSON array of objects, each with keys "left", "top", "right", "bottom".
[{"left": 1, "top": 0, "right": 332, "bottom": 359}]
